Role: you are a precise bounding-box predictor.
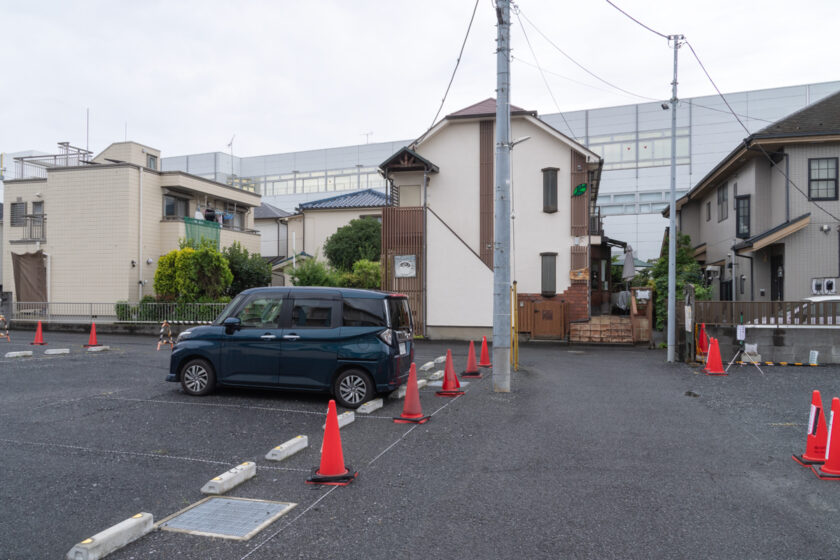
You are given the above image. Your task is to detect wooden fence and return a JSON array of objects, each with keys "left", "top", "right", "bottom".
[{"left": 695, "top": 301, "right": 840, "bottom": 326}]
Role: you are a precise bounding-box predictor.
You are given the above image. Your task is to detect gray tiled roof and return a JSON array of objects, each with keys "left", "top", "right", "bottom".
[
  {"left": 299, "top": 189, "right": 388, "bottom": 210},
  {"left": 254, "top": 202, "right": 292, "bottom": 220},
  {"left": 753, "top": 90, "right": 840, "bottom": 138}
]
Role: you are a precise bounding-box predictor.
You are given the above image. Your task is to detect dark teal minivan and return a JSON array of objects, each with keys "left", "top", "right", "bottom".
[{"left": 167, "top": 287, "right": 414, "bottom": 408}]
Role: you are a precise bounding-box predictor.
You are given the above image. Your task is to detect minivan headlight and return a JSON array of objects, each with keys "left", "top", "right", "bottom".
[
  {"left": 378, "top": 329, "right": 394, "bottom": 346},
  {"left": 176, "top": 330, "right": 192, "bottom": 344}
]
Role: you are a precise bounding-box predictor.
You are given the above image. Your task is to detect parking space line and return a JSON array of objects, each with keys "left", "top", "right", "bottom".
[
  {"left": 93, "top": 396, "right": 328, "bottom": 416},
  {"left": 237, "top": 375, "right": 480, "bottom": 559},
  {"left": 0, "top": 438, "right": 308, "bottom": 472}
]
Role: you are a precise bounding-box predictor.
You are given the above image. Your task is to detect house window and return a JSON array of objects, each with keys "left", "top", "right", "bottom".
[
  {"left": 146, "top": 154, "right": 158, "bottom": 170},
  {"left": 10, "top": 202, "right": 26, "bottom": 226},
  {"left": 163, "top": 195, "right": 189, "bottom": 218},
  {"left": 809, "top": 158, "right": 838, "bottom": 200},
  {"left": 705, "top": 201, "right": 711, "bottom": 222},
  {"left": 542, "top": 167, "right": 558, "bottom": 213},
  {"left": 540, "top": 252, "right": 557, "bottom": 296},
  {"left": 735, "top": 195, "right": 750, "bottom": 239},
  {"left": 31, "top": 201, "right": 44, "bottom": 216},
  {"left": 717, "top": 184, "right": 728, "bottom": 222}
]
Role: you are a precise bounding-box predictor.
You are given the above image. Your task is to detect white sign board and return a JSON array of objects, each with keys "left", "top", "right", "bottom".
[
  {"left": 736, "top": 325, "right": 746, "bottom": 341},
  {"left": 394, "top": 255, "right": 416, "bottom": 278},
  {"left": 684, "top": 306, "right": 692, "bottom": 332}
]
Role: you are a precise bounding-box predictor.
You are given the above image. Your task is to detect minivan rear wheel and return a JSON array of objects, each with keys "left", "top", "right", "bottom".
[
  {"left": 333, "top": 369, "right": 373, "bottom": 409},
  {"left": 180, "top": 358, "right": 215, "bottom": 396}
]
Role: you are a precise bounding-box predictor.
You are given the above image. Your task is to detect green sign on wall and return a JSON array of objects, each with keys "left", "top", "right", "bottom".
[{"left": 573, "top": 183, "right": 587, "bottom": 197}]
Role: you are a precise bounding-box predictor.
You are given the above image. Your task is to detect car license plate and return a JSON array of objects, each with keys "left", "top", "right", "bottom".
[{"left": 399, "top": 342, "right": 406, "bottom": 355}]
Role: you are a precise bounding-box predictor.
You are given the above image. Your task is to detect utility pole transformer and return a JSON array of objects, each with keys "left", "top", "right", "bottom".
[
  {"left": 493, "top": 0, "right": 512, "bottom": 392},
  {"left": 666, "top": 35, "right": 683, "bottom": 363}
]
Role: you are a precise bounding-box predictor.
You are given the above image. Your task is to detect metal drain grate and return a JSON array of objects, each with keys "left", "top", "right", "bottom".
[{"left": 159, "top": 497, "right": 296, "bottom": 541}]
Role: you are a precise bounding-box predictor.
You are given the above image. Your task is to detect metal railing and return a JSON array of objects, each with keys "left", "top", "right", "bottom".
[
  {"left": 11, "top": 302, "right": 228, "bottom": 324},
  {"left": 696, "top": 300, "right": 840, "bottom": 326},
  {"left": 589, "top": 207, "right": 603, "bottom": 236},
  {"left": 11, "top": 215, "right": 46, "bottom": 241}
]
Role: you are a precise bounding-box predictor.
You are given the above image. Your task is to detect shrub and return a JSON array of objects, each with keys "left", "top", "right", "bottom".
[
  {"left": 223, "top": 241, "right": 271, "bottom": 296},
  {"left": 323, "top": 218, "right": 381, "bottom": 271}
]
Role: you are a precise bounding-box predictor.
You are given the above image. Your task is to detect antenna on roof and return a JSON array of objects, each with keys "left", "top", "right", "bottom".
[
  {"left": 361, "top": 131, "right": 373, "bottom": 144},
  {"left": 227, "top": 135, "right": 235, "bottom": 184}
]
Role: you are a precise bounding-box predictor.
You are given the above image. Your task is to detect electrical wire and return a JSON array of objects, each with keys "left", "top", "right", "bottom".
[
  {"left": 517, "top": 7, "right": 655, "bottom": 102},
  {"left": 604, "top": 0, "right": 669, "bottom": 40},
  {"left": 512, "top": 4, "right": 576, "bottom": 137},
  {"left": 685, "top": 39, "right": 840, "bottom": 223},
  {"left": 415, "top": 0, "right": 480, "bottom": 145}
]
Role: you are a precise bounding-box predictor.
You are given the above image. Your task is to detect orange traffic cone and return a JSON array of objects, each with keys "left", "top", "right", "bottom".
[
  {"left": 793, "top": 390, "right": 828, "bottom": 466},
  {"left": 394, "top": 363, "right": 430, "bottom": 424},
  {"left": 478, "top": 336, "right": 492, "bottom": 368},
  {"left": 0, "top": 314, "right": 10, "bottom": 342},
  {"left": 436, "top": 349, "right": 464, "bottom": 397},
  {"left": 814, "top": 398, "right": 840, "bottom": 480},
  {"left": 83, "top": 323, "right": 101, "bottom": 348},
  {"left": 30, "top": 321, "right": 47, "bottom": 345},
  {"left": 462, "top": 341, "right": 481, "bottom": 378},
  {"left": 307, "top": 400, "right": 357, "bottom": 486},
  {"left": 698, "top": 323, "right": 709, "bottom": 355},
  {"left": 704, "top": 338, "right": 726, "bottom": 376}
]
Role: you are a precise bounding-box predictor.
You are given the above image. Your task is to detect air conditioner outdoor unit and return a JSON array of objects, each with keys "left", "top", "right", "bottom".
[
  {"left": 824, "top": 278, "right": 837, "bottom": 295},
  {"left": 812, "top": 278, "right": 824, "bottom": 295}
]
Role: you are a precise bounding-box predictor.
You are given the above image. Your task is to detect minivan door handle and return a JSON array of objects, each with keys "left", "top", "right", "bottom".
[
  {"left": 260, "top": 334, "right": 277, "bottom": 340},
  {"left": 282, "top": 334, "right": 300, "bottom": 341}
]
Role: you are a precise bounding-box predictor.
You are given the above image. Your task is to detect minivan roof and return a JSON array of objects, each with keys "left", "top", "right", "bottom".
[{"left": 238, "top": 286, "right": 407, "bottom": 299}]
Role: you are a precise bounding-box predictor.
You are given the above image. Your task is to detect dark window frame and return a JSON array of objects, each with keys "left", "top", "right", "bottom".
[
  {"left": 10, "top": 202, "right": 26, "bottom": 227},
  {"left": 705, "top": 201, "right": 711, "bottom": 222},
  {"left": 808, "top": 157, "right": 838, "bottom": 201},
  {"left": 735, "top": 195, "right": 750, "bottom": 239},
  {"left": 717, "top": 184, "right": 728, "bottom": 222},
  {"left": 541, "top": 167, "right": 558, "bottom": 214},
  {"left": 540, "top": 252, "right": 558, "bottom": 297},
  {"left": 146, "top": 153, "right": 158, "bottom": 170},
  {"left": 163, "top": 194, "right": 189, "bottom": 218}
]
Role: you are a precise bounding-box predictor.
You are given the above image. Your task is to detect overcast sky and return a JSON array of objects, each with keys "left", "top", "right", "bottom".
[{"left": 1, "top": 0, "right": 838, "bottom": 160}]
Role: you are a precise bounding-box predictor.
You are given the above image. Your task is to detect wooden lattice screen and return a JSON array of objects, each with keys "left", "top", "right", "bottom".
[{"left": 381, "top": 207, "right": 425, "bottom": 333}]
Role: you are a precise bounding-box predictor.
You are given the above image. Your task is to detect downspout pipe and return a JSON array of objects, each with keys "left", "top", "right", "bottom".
[
  {"left": 138, "top": 165, "right": 144, "bottom": 302},
  {"left": 423, "top": 167, "right": 428, "bottom": 338}
]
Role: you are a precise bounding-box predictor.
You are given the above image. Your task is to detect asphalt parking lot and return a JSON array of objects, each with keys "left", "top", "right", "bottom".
[{"left": 3, "top": 331, "right": 840, "bottom": 559}]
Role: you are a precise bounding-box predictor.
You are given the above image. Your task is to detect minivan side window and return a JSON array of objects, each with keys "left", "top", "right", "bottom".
[
  {"left": 235, "top": 295, "right": 284, "bottom": 328},
  {"left": 291, "top": 299, "right": 333, "bottom": 328},
  {"left": 343, "top": 298, "right": 387, "bottom": 327}
]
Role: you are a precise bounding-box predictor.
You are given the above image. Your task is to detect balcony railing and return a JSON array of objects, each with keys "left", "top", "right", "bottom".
[
  {"left": 589, "top": 207, "right": 603, "bottom": 236},
  {"left": 9, "top": 215, "right": 46, "bottom": 242}
]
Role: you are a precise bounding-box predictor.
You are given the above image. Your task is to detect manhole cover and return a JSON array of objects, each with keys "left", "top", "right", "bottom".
[{"left": 159, "top": 497, "right": 296, "bottom": 540}]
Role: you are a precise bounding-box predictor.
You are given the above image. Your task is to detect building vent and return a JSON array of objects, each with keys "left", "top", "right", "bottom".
[
  {"left": 824, "top": 278, "right": 837, "bottom": 294},
  {"left": 812, "top": 278, "right": 824, "bottom": 295}
]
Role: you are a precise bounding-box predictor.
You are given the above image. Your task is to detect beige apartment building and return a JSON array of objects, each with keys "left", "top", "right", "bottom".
[{"left": 2, "top": 141, "right": 261, "bottom": 304}]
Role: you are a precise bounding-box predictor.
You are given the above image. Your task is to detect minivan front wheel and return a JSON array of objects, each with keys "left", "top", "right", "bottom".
[
  {"left": 333, "top": 369, "right": 373, "bottom": 409},
  {"left": 180, "top": 358, "right": 215, "bottom": 396}
]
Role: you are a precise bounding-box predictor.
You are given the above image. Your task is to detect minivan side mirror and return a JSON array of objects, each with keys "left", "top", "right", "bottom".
[{"left": 223, "top": 317, "right": 242, "bottom": 333}]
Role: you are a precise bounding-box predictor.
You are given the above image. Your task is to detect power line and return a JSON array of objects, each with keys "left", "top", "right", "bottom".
[
  {"left": 604, "top": 0, "right": 669, "bottom": 40},
  {"left": 417, "top": 0, "right": 480, "bottom": 143},
  {"left": 517, "top": 7, "right": 653, "bottom": 102},
  {"left": 684, "top": 39, "right": 840, "bottom": 223},
  {"left": 512, "top": 5, "right": 576, "bottom": 137}
]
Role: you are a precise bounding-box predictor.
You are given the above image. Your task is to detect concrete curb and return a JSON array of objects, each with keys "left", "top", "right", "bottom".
[
  {"left": 65, "top": 512, "right": 153, "bottom": 560},
  {"left": 45, "top": 348, "right": 71, "bottom": 355},
  {"left": 357, "top": 399, "right": 383, "bottom": 414},
  {"left": 434, "top": 355, "right": 446, "bottom": 365},
  {"left": 86, "top": 346, "right": 111, "bottom": 353},
  {"left": 323, "top": 411, "right": 355, "bottom": 429},
  {"left": 266, "top": 436, "right": 308, "bottom": 462},
  {"left": 428, "top": 370, "right": 444, "bottom": 380},
  {"left": 200, "top": 462, "right": 256, "bottom": 495},
  {"left": 417, "top": 379, "right": 428, "bottom": 389},
  {"left": 4, "top": 351, "right": 33, "bottom": 358},
  {"left": 389, "top": 385, "right": 407, "bottom": 399},
  {"left": 419, "top": 361, "right": 435, "bottom": 372}
]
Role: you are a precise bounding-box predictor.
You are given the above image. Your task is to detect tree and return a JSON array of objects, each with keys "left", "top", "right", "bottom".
[
  {"left": 153, "top": 241, "right": 233, "bottom": 302},
  {"left": 288, "top": 258, "right": 339, "bottom": 287},
  {"left": 222, "top": 241, "right": 271, "bottom": 296},
  {"left": 650, "top": 232, "right": 711, "bottom": 330},
  {"left": 323, "top": 218, "right": 381, "bottom": 271}
]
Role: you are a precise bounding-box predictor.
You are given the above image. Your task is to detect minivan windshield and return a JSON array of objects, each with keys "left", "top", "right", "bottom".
[
  {"left": 387, "top": 297, "right": 412, "bottom": 331},
  {"left": 214, "top": 293, "right": 248, "bottom": 325}
]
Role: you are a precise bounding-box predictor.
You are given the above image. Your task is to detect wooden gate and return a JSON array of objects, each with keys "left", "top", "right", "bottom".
[
  {"left": 518, "top": 294, "right": 567, "bottom": 339},
  {"left": 381, "top": 207, "right": 425, "bottom": 333}
]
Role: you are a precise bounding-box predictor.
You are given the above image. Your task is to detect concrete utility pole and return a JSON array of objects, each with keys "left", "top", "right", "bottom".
[
  {"left": 666, "top": 34, "right": 683, "bottom": 363},
  {"left": 493, "top": 0, "right": 511, "bottom": 392}
]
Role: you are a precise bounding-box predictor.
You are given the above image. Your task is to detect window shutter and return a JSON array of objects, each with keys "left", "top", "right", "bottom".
[
  {"left": 542, "top": 167, "right": 558, "bottom": 213},
  {"left": 540, "top": 252, "right": 557, "bottom": 296}
]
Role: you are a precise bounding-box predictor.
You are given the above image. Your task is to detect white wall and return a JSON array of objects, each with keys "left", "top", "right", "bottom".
[
  {"left": 426, "top": 211, "right": 493, "bottom": 327},
  {"left": 255, "top": 219, "right": 286, "bottom": 258}
]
